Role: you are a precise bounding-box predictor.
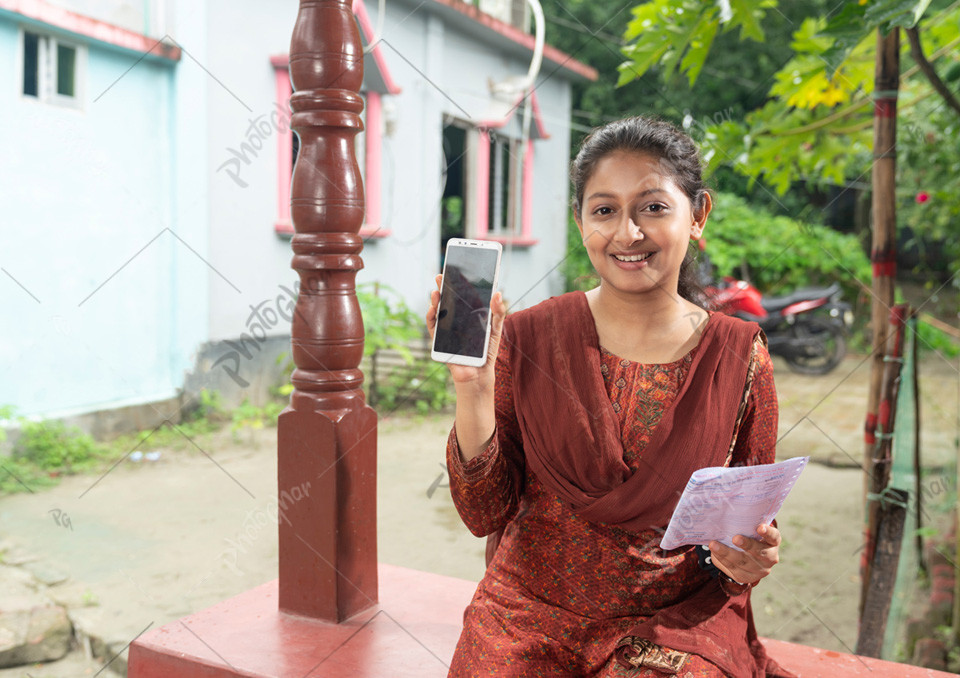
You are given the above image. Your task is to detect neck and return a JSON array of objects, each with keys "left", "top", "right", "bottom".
[{"left": 594, "top": 281, "right": 692, "bottom": 329}]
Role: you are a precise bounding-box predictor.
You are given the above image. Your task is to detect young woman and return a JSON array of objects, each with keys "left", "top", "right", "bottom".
[{"left": 427, "top": 117, "right": 794, "bottom": 677}]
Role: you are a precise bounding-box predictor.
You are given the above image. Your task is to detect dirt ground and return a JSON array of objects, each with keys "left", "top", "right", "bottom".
[{"left": 0, "top": 352, "right": 957, "bottom": 677}]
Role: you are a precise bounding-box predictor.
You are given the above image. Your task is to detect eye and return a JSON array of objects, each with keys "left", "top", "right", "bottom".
[
  {"left": 644, "top": 203, "right": 668, "bottom": 214},
  {"left": 592, "top": 206, "right": 614, "bottom": 216}
]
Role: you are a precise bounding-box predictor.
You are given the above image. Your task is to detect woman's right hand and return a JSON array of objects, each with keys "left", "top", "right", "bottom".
[{"left": 426, "top": 273, "right": 507, "bottom": 392}]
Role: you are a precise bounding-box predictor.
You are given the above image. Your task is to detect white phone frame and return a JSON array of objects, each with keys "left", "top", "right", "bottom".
[{"left": 431, "top": 238, "right": 502, "bottom": 368}]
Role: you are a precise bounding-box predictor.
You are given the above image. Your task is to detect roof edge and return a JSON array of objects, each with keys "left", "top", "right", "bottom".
[{"left": 428, "top": 0, "right": 598, "bottom": 82}]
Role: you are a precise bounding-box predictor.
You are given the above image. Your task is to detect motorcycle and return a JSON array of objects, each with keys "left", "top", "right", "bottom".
[{"left": 703, "top": 276, "right": 854, "bottom": 375}]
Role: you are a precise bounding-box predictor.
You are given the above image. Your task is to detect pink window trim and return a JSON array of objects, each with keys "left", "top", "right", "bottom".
[
  {"left": 1, "top": 0, "right": 180, "bottom": 60},
  {"left": 272, "top": 59, "right": 293, "bottom": 236},
  {"left": 475, "top": 129, "right": 490, "bottom": 239},
  {"left": 271, "top": 62, "right": 389, "bottom": 239},
  {"left": 474, "top": 133, "right": 538, "bottom": 247}
]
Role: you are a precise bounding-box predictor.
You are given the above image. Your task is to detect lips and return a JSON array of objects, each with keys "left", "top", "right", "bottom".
[{"left": 612, "top": 252, "right": 653, "bottom": 262}]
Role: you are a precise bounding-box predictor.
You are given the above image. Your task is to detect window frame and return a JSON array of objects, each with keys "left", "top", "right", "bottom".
[
  {"left": 474, "top": 127, "right": 538, "bottom": 247},
  {"left": 270, "top": 62, "right": 388, "bottom": 241},
  {"left": 19, "top": 28, "right": 85, "bottom": 109}
]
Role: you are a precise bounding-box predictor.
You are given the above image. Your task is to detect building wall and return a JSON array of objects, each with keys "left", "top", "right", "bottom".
[
  {"left": 0, "top": 4, "right": 207, "bottom": 419},
  {"left": 0, "top": 0, "right": 580, "bottom": 421},
  {"left": 203, "top": 0, "right": 300, "bottom": 347},
  {"left": 356, "top": 0, "right": 573, "bottom": 315}
]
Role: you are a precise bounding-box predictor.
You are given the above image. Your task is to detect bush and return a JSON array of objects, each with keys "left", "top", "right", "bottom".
[
  {"left": 357, "top": 283, "right": 453, "bottom": 412},
  {"left": 563, "top": 192, "right": 870, "bottom": 305},
  {"left": 705, "top": 192, "right": 871, "bottom": 303}
]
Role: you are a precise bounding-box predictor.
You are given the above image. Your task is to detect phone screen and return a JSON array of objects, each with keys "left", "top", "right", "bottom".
[{"left": 434, "top": 244, "right": 499, "bottom": 359}]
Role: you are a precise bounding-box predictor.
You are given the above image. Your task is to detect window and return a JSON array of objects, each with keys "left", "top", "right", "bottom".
[
  {"left": 474, "top": 127, "right": 538, "bottom": 246},
  {"left": 487, "top": 132, "right": 520, "bottom": 235},
  {"left": 272, "top": 57, "right": 387, "bottom": 239},
  {"left": 21, "top": 30, "right": 82, "bottom": 106}
]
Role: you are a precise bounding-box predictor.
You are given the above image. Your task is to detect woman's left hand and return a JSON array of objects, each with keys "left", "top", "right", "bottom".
[{"left": 707, "top": 523, "right": 781, "bottom": 585}]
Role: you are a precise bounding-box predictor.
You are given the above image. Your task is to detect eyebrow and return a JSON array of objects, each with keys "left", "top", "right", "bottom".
[{"left": 585, "top": 188, "right": 666, "bottom": 201}]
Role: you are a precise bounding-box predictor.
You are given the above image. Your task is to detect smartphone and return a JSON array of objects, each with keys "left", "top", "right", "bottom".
[{"left": 431, "top": 238, "right": 502, "bottom": 367}]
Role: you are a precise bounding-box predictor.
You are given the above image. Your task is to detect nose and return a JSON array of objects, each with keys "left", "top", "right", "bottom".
[{"left": 615, "top": 214, "right": 644, "bottom": 245}]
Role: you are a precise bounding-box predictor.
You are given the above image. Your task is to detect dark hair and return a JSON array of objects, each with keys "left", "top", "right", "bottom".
[{"left": 570, "top": 116, "right": 707, "bottom": 304}]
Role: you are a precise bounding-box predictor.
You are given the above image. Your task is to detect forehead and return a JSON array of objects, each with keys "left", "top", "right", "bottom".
[{"left": 585, "top": 150, "right": 681, "bottom": 195}]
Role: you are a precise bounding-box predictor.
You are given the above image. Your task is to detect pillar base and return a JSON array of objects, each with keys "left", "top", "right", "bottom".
[{"left": 128, "top": 563, "right": 474, "bottom": 678}]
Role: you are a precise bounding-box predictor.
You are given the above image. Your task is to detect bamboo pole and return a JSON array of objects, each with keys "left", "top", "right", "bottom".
[
  {"left": 856, "top": 487, "right": 911, "bottom": 657},
  {"left": 861, "top": 27, "right": 900, "bottom": 619}
]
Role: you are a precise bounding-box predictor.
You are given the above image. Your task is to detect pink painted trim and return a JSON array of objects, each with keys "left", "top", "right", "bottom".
[
  {"left": 475, "top": 129, "right": 491, "bottom": 238},
  {"left": 521, "top": 138, "right": 534, "bottom": 238},
  {"left": 428, "top": 0, "right": 597, "bottom": 81},
  {"left": 477, "top": 90, "right": 550, "bottom": 139},
  {"left": 529, "top": 91, "right": 549, "bottom": 139},
  {"left": 352, "top": 0, "right": 402, "bottom": 95},
  {"left": 360, "top": 226, "right": 392, "bottom": 239},
  {"left": 1, "top": 0, "right": 180, "bottom": 60},
  {"left": 273, "top": 62, "right": 293, "bottom": 234},
  {"left": 272, "top": 58, "right": 383, "bottom": 238},
  {"left": 270, "top": 4, "right": 401, "bottom": 95},
  {"left": 364, "top": 91, "right": 383, "bottom": 229}
]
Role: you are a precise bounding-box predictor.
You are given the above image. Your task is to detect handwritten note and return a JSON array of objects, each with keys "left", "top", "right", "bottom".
[{"left": 660, "top": 456, "right": 809, "bottom": 551}]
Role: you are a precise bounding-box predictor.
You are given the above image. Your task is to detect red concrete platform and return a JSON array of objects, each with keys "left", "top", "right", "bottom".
[{"left": 129, "top": 564, "right": 955, "bottom": 677}]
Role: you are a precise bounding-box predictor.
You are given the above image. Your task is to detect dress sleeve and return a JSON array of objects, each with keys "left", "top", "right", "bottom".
[
  {"left": 729, "top": 335, "right": 778, "bottom": 468},
  {"left": 445, "top": 334, "right": 526, "bottom": 537}
]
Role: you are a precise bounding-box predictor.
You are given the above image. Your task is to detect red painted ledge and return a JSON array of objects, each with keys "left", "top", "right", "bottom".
[
  {"left": 428, "top": 0, "right": 597, "bottom": 82},
  {"left": 0, "top": 0, "right": 181, "bottom": 61},
  {"left": 129, "top": 564, "right": 956, "bottom": 678}
]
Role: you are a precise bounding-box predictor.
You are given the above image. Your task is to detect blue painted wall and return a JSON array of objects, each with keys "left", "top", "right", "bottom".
[{"left": 0, "top": 6, "right": 208, "bottom": 418}]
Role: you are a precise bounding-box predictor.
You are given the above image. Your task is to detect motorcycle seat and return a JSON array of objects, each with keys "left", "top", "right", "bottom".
[{"left": 761, "top": 283, "right": 840, "bottom": 314}]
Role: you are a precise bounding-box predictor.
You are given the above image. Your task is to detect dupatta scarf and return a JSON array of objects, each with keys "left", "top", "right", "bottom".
[
  {"left": 506, "top": 290, "right": 757, "bottom": 533},
  {"left": 495, "top": 291, "right": 795, "bottom": 678}
]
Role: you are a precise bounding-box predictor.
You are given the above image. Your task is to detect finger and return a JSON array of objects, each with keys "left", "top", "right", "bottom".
[
  {"left": 756, "top": 523, "right": 781, "bottom": 546},
  {"left": 708, "top": 540, "right": 767, "bottom": 581},
  {"left": 435, "top": 273, "right": 443, "bottom": 290}
]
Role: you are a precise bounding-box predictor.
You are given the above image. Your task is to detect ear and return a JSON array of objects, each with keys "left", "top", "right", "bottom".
[
  {"left": 691, "top": 191, "right": 712, "bottom": 240},
  {"left": 574, "top": 208, "right": 585, "bottom": 239}
]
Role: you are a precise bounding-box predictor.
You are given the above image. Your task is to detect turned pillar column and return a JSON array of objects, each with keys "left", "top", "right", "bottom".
[{"left": 278, "top": 0, "right": 378, "bottom": 622}]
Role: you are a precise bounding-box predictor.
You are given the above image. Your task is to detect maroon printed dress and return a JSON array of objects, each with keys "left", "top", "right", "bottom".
[{"left": 445, "top": 329, "right": 778, "bottom": 677}]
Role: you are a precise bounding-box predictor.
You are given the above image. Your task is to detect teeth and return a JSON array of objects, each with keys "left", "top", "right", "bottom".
[{"left": 613, "top": 252, "right": 652, "bottom": 262}]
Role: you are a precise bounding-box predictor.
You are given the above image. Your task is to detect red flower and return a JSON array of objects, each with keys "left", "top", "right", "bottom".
[{"left": 916, "top": 191, "right": 931, "bottom": 204}]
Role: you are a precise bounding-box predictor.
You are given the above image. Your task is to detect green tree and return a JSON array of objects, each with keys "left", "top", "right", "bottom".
[{"left": 615, "top": 0, "right": 960, "bottom": 271}]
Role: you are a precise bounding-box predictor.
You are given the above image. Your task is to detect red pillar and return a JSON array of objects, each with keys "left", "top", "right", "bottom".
[{"left": 278, "top": 0, "right": 378, "bottom": 622}]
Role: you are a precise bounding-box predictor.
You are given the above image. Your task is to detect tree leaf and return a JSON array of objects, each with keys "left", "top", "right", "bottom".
[{"left": 864, "top": 0, "right": 934, "bottom": 30}]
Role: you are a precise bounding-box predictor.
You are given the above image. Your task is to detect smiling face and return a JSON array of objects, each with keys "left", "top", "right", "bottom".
[{"left": 575, "top": 150, "right": 709, "bottom": 300}]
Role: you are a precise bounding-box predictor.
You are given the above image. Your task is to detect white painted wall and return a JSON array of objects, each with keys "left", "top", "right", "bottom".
[{"left": 356, "top": 0, "right": 577, "bottom": 315}]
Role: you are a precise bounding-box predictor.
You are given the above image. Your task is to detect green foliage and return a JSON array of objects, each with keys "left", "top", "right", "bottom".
[
  {"left": 272, "top": 353, "right": 295, "bottom": 398},
  {"left": 0, "top": 416, "right": 111, "bottom": 494},
  {"left": 619, "top": 0, "right": 776, "bottom": 88},
  {"left": 914, "top": 319, "right": 960, "bottom": 358},
  {"left": 563, "top": 214, "right": 599, "bottom": 292},
  {"left": 358, "top": 282, "right": 454, "bottom": 412},
  {"left": 231, "top": 399, "right": 284, "bottom": 435},
  {"left": 896, "top": 101, "right": 960, "bottom": 275},
  {"left": 358, "top": 283, "right": 423, "bottom": 363},
  {"left": 705, "top": 192, "right": 871, "bottom": 300},
  {"left": 373, "top": 361, "right": 455, "bottom": 415},
  {"left": 615, "top": 0, "right": 960, "bottom": 277},
  {"left": 14, "top": 420, "right": 108, "bottom": 473}
]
